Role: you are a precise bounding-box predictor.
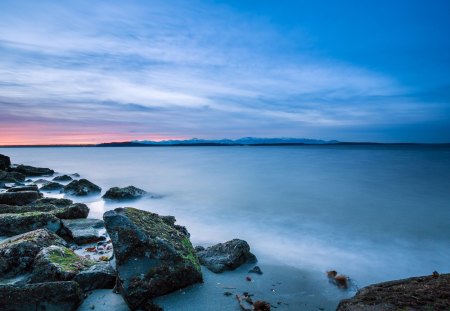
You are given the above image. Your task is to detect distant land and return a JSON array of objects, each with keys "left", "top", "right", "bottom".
[{"left": 1, "top": 137, "right": 450, "bottom": 148}]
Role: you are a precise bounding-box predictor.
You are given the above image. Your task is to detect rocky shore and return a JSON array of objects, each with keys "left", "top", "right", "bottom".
[{"left": 0, "top": 152, "right": 448, "bottom": 310}]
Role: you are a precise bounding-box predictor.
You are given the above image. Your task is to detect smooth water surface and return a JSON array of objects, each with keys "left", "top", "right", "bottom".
[{"left": 2, "top": 145, "right": 449, "bottom": 290}]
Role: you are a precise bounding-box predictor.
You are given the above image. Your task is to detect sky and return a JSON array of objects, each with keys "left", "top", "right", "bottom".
[{"left": 0, "top": 0, "right": 449, "bottom": 145}]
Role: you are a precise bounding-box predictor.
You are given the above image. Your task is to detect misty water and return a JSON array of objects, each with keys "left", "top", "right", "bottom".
[{"left": 2, "top": 145, "right": 450, "bottom": 309}]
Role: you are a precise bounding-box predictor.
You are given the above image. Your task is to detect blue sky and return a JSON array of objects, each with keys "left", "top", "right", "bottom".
[{"left": 0, "top": 0, "right": 449, "bottom": 144}]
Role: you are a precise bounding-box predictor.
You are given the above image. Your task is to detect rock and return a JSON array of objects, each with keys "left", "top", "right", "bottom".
[
  {"left": 0, "top": 191, "right": 42, "bottom": 205},
  {"left": 103, "top": 207, "right": 202, "bottom": 309},
  {"left": 59, "top": 218, "right": 106, "bottom": 244},
  {"left": 11, "top": 164, "right": 55, "bottom": 176},
  {"left": 337, "top": 273, "right": 450, "bottom": 310},
  {"left": 64, "top": 179, "right": 102, "bottom": 196},
  {"left": 0, "top": 202, "right": 88, "bottom": 220},
  {"left": 34, "top": 178, "right": 50, "bottom": 184},
  {"left": 0, "top": 281, "right": 83, "bottom": 311},
  {"left": 52, "top": 203, "right": 90, "bottom": 219},
  {"left": 30, "top": 245, "right": 95, "bottom": 283},
  {"left": 0, "top": 170, "right": 26, "bottom": 183},
  {"left": 53, "top": 174, "right": 74, "bottom": 182},
  {"left": 0, "top": 211, "right": 61, "bottom": 236},
  {"left": 40, "top": 181, "right": 64, "bottom": 191},
  {"left": 72, "top": 173, "right": 81, "bottom": 178},
  {"left": 102, "top": 186, "right": 147, "bottom": 201},
  {"left": 196, "top": 239, "right": 257, "bottom": 273},
  {"left": 249, "top": 266, "right": 263, "bottom": 275},
  {"left": 0, "top": 154, "right": 11, "bottom": 170},
  {"left": 0, "top": 229, "right": 67, "bottom": 278},
  {"left": 73, "top": 261, "right": 116, "bottom": 291},
  {"left": 30, "top": 197, "right": 74, "bottom": 207},
  {"left": 5, "top": 184, "right": 39, "bottom": 192}
]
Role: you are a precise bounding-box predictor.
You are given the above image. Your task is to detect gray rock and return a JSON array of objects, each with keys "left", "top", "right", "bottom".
[
  {"left": 0, "top": 154, "right": 11, "bottom": 170},
  {"left": 0, "top": 202, "right": 89, "bottom": 220},
  {"left": 60, "top": 218, "right": 105, "bottom": 245},
  {"left": 102, "top": 185, "right": 147, "bottom": 201},
  {"left": 73, "top": 262, "right": 116, "bottom": 291},
  {"left": 103, "top": 207, "right": 202, "bottom": 310},
  {"left": 0, "top": 170, "right": 25, "bottom": 183},
  {"left": 64, "top": 179, "right": 102, "bottom": 196},
  {"left": 53, "top": 174, "right": 74, "bottom": 182},
  {"left": 196, "top": 239, "right": 257, "bottom": 273},
  {"left": 30, "top": 197, "right": 73, "bottom": 207},
  {"left": 52, "top": 203, "right": 90, "bottom": 219},
  {"left": 337, "top": 273, "right": 450, "bottom": 311},
  {"left": 0, "top": 229, "right": 67, "bottom": 278},
  {"left": 0, "top": 211, "right": 61, "bottom": 236},
  {"left": 34, "top": 178, "right": 50, "bottom": 184},
  {"left": 11, "top": 164, "right": 55, "bottom": 176},
  {"left": 40, "top": 181, "right": 64, "bottom": 191},
  {"left": 0, "top": 191, "right": 42, "bottom": 205},
  {"left": 5, "top": 184, "right": 39, "bottom": 192},
  {"left": 0, "top": 281, "right": 83, "bottom": 311}
]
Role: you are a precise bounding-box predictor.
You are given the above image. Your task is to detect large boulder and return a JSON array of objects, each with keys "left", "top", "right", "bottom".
[
  {"left": 0, "top": 281, "right": 83, "bottom": 311},
  {"left": 63, "top": 179, "right": 101, "bottom": 196},
  {"left": 0, "top": 229, "right": 67, "bottom": 278},
  {"left": 0, "top": 154, "right": 11, "bottom": 170},
  {"left": 0, "top": 212, "right": 61, "bottom": 236},
  {"left": 59, "top": 218, "right": 106, "bottom": 244},
  {"left": 11, "top": 164, "right": 54, "bottom": 176},
  {"left": 337, "top": 273, "right": 450, "bottom": 311},
  {"left": 0, "top": 191, "right": 42, "bottom": 205},
  {"left": 196, "top": 239, "right": 257, "bottom": 273},
  {"left": 102, "top": 186, "right": 147, "bottom": 201},
  {"left": 5, "top": 184, "right": 39, "bottom": 192},
  {"left": 0, "top": 170, "right": 26, "bottom": 184},
  {"left": 52, "top": 203, "right": 89, "bottom": 219},
  {"left": 40, "top": 181, "right": 64, "bottom": 191},
  {"left": 103, "top": 207, "right": 203, "bottom": 309},
  {"left": 53, "top": 174, "right": 74, "bottom": 182},
  {"left": 0, "top": 203, "right": 89, "bottom": 220}
]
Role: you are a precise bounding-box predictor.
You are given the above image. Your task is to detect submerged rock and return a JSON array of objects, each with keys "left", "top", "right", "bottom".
[
  {"left": 0, "top": 154, "right": 11, "bottom": 170},
  {"left": 196, "top": 239, "right": 257, "bottom": 273},
  {"left": 102, "top": 186, "right": 147, "bottom": 201},
  {"left": 103, "top": 207, "right": 202, "bottom": 309},
  {"left": 11, "top": 164, "right": 55, "bottom": 176},
  {"left": 33, "top": 178, "right": 50, "bottom": 184},
  {"left": 0, "top": 281, "right": 83, "bottom": 311},
  {"left": 0, "top": 191, "right": 42, "bottom": 205},
  {"left": 64, "top": 179, "right": 102, "bottom": 196},
  {"left": 40, "top": 181, "right": 64, "bottom": 191},
  {"left": 0, "top": 229, "right": 67, "bottom": 278},
  {"left": 0, "top": 211, "right": 61, "bottom": 236},
  {"left": 5, "top": 184, "right": 39, "bottom": 192},
  {"left": 337, "top": 273, "right": 450, "bottom": 311},
  {"left": 53, "top": 174, "right": 74, "bottom": 182},
  {"left": 59, "top": 218, "right": 106, "bottom": 244}
]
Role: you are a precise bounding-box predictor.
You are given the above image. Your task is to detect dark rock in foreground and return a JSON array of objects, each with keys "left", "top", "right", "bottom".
[
  {"left": 73, "top": 261, "right": 116, "bottom": 291},
  {"left": 337, "top": 273, "right": 450, "bottom": 311},
  {"left": 11, "top": 164, "right": 55, "bottom": 176},
  {"left": 0, "top": 202, "right": 89, "bottom": 220},
  {"left": 5, "top": 184, "right": 39, "bottom": 192},
  {"left": 0, "top": 281, "right": 83, "bottom": 311},
  {"left": 196, "top": 239, "right": 257, "bottom": 273},
  {"left": 53, "top": 174, "right": 74, "bottom": 182},
  {"left": 63, "top": 178, "right": 102, "bottom": 196},
  {"left": 0, "top": 170, "right": 26, "bottom": 184},
  {"left": 103, "top": 207, "right": 202, "bottom": 310},
  {"left": 40, "top": 181, "right": 64, "bottom": 191},
  {"left": 0, "top": 191, "right": 42, "bottom": 205},
  {"left": 0, "top": 211, "right": 61, "bottom": 236},
  {"left": 0, "top": 229, "right": 67, "bottom": 278},
  {"left": 59, "top": 218, "right": 106, "bottom": 244},
  {"left": 102, "top": 185, "right": 147, "bottom": 201},
  {"left": 0, "top": 154, "right": 11, "bottom": 170},
  {"left": 30, "top": 197, "right": 73, "bottom": 207}
]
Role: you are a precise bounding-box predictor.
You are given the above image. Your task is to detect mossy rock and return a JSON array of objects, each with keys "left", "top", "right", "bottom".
[{"left": 0, "top": 211, "right": 61, "bottom": 236}]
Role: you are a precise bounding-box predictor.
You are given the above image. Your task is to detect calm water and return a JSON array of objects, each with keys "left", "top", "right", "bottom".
[{"left": 2, "top": 145, "right": 450, "bottom": 289}]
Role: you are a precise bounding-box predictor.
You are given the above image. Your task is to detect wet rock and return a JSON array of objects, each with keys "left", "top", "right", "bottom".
[
  {"left": 40, "top": 181, "right": 64, "bottom": 191},
  {"left": 52, "top": 203, "right": 90, "bottom": 219},
  {"left": 64, "top": 179, "right": 102, "bottom": 196},
  {"left": 337, "top": 273, "right": 450, "bottom": 311},
  {"left": 34, "top": 178, "right": 50, "bottom": 184},
  {"left": 249, "top": 266, "right": 263, "bottom": 275},
  {"left": 0, "top": 170, "right": 26, "bottom": 183},
  {"left": 0, "top": 154, "right": 11, "bottom": 170},
  {"left": 0, "top": 229, "right": 67, "bottom": 278},
  {"left": 103, "top": 207, "right": 202, "bottom": 309},
  {"left": 0, "top": 190, "right": 42, "bottom": 205},
  {"left": 60, "top": 218, "right": 106, "bottom": 244},
  {"left": 5, "top": 184, "right": 39, "bottom": 192},
  {"left": 73, "top": 261, "right": 116, "bottom": 291},
  {"left": 196, "top": 239, "right": 257, "bottom": 273},
  {"left": 11, "top": 164, "right": 55, "bottom": 176},
  {"left": 102, "top": 185, "right": 147, "bottom": 201},
  {"left": 0, "top": 211, "right": 61, "bottom": 236},
  {"left": 0, "top": 281, "right": 83, "bottom": 311},
  {"left": 30, "top": 197, "right": 74, "bottom": 207},
  {"left": 53, "top": 174, "right": 74, "bottom": 182},
  {"left": 0, "top": 202, "right": 89, "bottom": 220}
]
